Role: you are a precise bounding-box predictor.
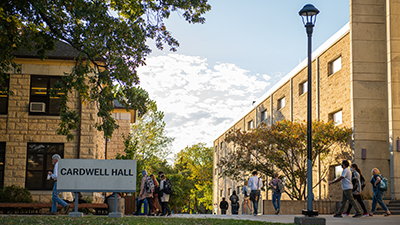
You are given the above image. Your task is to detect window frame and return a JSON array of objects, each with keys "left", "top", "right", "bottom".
[
  {"left": 299, "top": 80, "right": 308, "bottom": 96},
  {"left": 261, "top": 110, "right": 267, "bottom": 121},
  {"left": 25, "top": 143, "right": 64, "bottom": 190},
  {"left": 0, "top": 76, "right": 9, "bottom": 115},
  {"left": 329, "top": 56, "right": 342, "bottom": 76},
  {"left": 0, "top": 142, "right": 5, "bottom": 187},
  {"left": 247, "top": 120, "right": 254, "bottom": 130},
  {"left": 29, "top": 75, "right": 64, "bottom": 116},
  {"left": 330, "top": 110, "right": 343, "bottom": 125},
  {"left": 277, "top": 97, "right": 286, "bottom": 110}
]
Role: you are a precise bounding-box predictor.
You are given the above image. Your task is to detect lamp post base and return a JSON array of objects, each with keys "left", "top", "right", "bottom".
[
  {"left": 294, "top": 215, "right": 326, "bottom": 225},
  {"left": 302, "top": 209, "right": 319, "bottom": 217}
]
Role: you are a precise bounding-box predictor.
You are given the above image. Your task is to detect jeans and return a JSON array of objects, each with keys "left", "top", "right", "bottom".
[
  {"left": 51, "top": 181, "right": 68, "bottom": 213},
  {"left": 231, "top": 204, "right": 239, "bottom": 214},
  {"left": 161, "top": 202, "right": 170, "bottom": 215},
  {"left": 371, "top": 188, "right": 388, "bottom": 213},
  {"left": 251, "top": 190, "right": 260, "bottom": 215},
  {"left": 337, "top": 189, "right": 361, "bottom": 215},
  {"left": 272, "top": 192, "right": 281, "bottom": 210}
]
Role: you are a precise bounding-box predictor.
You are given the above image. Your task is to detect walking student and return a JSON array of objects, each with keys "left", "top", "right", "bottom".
[
  {"left": 229, "top": 190, "right": 239, "bottom": 214},
  {"left": 268, "top": 173, "right": 282, "bottom": 215},
  {"left": 133, "top": 170, "right": 153, "bottom": 215},
  {"left": 48, "top": 154, "right": 70, "bottom": 215},
  {"left": 219, "top": 197, "right": 228, "bottom": 214},
  {"left": 369, "top": 168, "right": 391, "bottom": 217},
  {"left": 149, "top": 174, "right": 161, "bottom": 216},
  {"left": 329, "top": 160, "right": 361, "bottom": 218},
  {"left": 248, "top": 171, "right": 263, "bottom": 216},
  {"left": 159, "top": 174, "right": 171, "bottom": 216},
  {"left": 343, "top": 163, "right": 369, "bottom": 217}
]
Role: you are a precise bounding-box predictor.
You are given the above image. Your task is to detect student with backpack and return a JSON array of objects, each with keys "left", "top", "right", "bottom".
[
  {"left": 229, "top": 190, "right": 239, "bottom": 214},
  {"left": 159, "top": 174, "right": 171, "bottom": 216},
  {"left": 343, "top": 163, "right": 369, "bottom": 217},
  {"left": 133, "top": 170, "right": 154, "bottom": 216},
  {"left": 369, "top": 168, "right": 391, "bottom": 217},
  {"left": 268, "top": 173, "right": 283, "bottom": 215}
]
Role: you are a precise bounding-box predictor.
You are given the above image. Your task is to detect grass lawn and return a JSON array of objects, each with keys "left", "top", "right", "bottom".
[{"left": 0, "top": 215, "right": 295, "bottom": 225}]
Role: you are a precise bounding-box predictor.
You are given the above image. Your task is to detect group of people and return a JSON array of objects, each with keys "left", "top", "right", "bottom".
[
  {"left": 133, "top": 170, "right": 171, "bottom": 216},
  {"left": 219, "top": 160, "right": 392, "bottom": 217},
  {"left": 329, "top": 160, "right": 391, "bottom": 218},
  {"left": 220, "top": 171, "right": 264, "bottom": 216}
]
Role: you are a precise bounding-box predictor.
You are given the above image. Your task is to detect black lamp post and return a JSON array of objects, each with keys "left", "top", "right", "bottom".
[{"left": 299, "top": 4, "right": 319, "bottom": 217}]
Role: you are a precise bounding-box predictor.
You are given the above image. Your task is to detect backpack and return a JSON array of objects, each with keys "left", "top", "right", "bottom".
[
  {"left": 360, "top": 174, "right": 366, "bottom": 191},
  {"left": 231, "top": 195, "right": 238, "bottom": 205},
  {"left": 378, "top": 175, "right": 388, "bottom": 191},
  {"left": 145, "top": 176, "right": 155, "bottom": 193},
  {"left": 277, "top": 180, "right": 285, "bottom": 194},
  {"left": 244, "top": 186, "right": 251, "bottom": 197},
  {"left": 163, "top": 178, "right": 173, "bottom": 194}
]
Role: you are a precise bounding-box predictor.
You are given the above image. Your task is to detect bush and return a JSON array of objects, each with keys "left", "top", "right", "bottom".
[{"left": 0, "top": 185, "right": 33, "bottom": 203}]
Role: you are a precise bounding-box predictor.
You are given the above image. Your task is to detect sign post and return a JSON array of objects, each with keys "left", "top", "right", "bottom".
[{"left": 57, "top": 159, "right": 137, "bottom": 217}]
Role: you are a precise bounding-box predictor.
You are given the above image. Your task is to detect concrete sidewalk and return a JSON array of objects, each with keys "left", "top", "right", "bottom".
[{"left": 170, "top": 214, "right": 400, "bottom": 225}]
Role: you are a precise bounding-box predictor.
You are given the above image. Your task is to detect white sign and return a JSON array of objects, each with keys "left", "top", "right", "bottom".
[{"left": 57, "top": 159, "right": 137, "bottom": 192}]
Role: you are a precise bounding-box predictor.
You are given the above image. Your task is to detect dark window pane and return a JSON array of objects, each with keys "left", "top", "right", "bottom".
[
  {"left": 0, "top": 77, "right": 9, "bottom": 115},
  {"left": 26, "top": 171, "right": 43, "bottom": 189},
  {"left": 26, "top": 143, "right": 63, "bottom": 190},
  {"left": 0, "top": 143, "right": 4, "bottom": 187},
  {"left": 31, "top": 77, "right": 48, "bottom": 96},
  {"left": 27, "top": 154, "right": 44, "bottom": 171},
  {"left": 48, "top": 98, "right": 61, "bottom": 114}
]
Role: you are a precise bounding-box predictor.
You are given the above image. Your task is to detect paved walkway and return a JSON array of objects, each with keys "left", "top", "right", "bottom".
[{"left": 169, "top": 214, "right": 400, "bottom": 225}]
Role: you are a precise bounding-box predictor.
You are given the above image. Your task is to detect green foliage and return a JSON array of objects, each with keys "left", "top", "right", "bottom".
[
  {"left": 173, "top": 143, "right": 213, "bottom": 213},
  {"left": 0, "top": 0, "right": 211, "bottom": 140},
  {"left": 0, "top": 185, "right": 34, "bottom": 203},
  {"left": 219, "top": 120, "right": 352, "bottom": 200}
]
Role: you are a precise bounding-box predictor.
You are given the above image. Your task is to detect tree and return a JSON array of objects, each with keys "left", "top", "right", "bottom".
[
  {"left": 0, "top": 0, "right": 211, "bottom": 140},
  {"left": 218, "top": 120, "right": 352, "bottom": 200},
  {"left": 116, "top": 101, "right": 174, "bottom": 166},
  {"left": 174, "top": 143, "right": 213, "bottom": 213}
]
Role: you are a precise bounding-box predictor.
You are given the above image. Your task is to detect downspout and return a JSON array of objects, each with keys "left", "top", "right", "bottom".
[{"left": 77, "top": 94, "right": 82, "bottom": 159}]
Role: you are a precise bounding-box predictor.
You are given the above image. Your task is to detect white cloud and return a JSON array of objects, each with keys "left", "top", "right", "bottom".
[{"left": 137, "top": 53, "right": 276, "bottom": 153}]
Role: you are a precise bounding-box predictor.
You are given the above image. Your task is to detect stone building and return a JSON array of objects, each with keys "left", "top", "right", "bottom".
[
  {"left": 213, "top": 0, "right": 400, "bottom": 214},
  {"left": 0, "top": 41, "right": 134, "bottom": 202}
]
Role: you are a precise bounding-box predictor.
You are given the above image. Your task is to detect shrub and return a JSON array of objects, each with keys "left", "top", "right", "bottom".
[{"left": 0, "top": 185, "right": 33, "bottom": 203}]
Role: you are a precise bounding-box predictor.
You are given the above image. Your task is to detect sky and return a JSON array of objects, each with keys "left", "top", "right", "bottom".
[{"left": 136, "top": 1, "right": 350, "bottom": 156}]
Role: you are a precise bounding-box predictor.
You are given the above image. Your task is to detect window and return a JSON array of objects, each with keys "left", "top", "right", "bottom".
[
  {"left": 331, "top": 165, "right": 343, "bottom": 180},
  {"left": 220, "top": 189, "right": 223, "bottom": 197},
  {"left": 278, "top": 97, "right": 285, "bottom": 110},
  {"left": 0, "top": 143, "right": 5, "bottom": 187},
  {"left": 261, "top": 110, "right": 267, "bottom": 121},
  {"left": 237, "top": 186, "right": 241, "bottom": 194},
  {"left": 0, "top": 77, "right": 9, "bottom": 115},
  {"left": 299, "top": 81, "right": 308, "bottom": 95},
  {"left": 228, "top": 188, "right": 232, "bottom": 196},
  {"left": 26, "top": 143, "right": 64, "bottom": 190},
  {"left": 30, "top": 76, "right": 65, "bottom": 115},
  {"left": 329, "top": 56, "right": 342, "bottom": 75},
  {"left": 247, "top": 120, "right": 254, "bottom": 130},
  {"left": 215, "top": 168, "right": 217, "bottom": 175},
  {"left": 330, "top": 110, "right": 342, "bottom": 125}
]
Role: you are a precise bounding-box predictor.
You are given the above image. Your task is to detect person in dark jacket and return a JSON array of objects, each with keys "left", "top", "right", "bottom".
[
  {"left": 229, "top": 191, "right": 240, "bottom": 214},
  {"left": 219, "top": 198, "right": 228, "bottom": 214}
]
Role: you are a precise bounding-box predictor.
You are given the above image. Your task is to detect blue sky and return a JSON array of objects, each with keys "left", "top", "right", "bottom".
[{"left": 137, "top": 1, "right": 350, "bottom": 155}]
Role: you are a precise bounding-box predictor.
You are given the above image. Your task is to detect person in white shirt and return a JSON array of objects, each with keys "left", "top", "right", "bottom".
[
  {"left": 248, "top": 171, "right": 262, "bottom": 216},
  {"left": 48, "top": 154, "right": 70, "bottom": 215},
  {"left": 329, "top": 160, "right": 361, "bottom": 218}
]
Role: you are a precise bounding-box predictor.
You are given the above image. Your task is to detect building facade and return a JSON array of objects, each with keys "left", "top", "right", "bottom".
[
  {"left": 213, "top": 0, "right": 400, "bottom": 214},
  {"left": 0, "top": 41, "right": 134, "bottom": 203}
]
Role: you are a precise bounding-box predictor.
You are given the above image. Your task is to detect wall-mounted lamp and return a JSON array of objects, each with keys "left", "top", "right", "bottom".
[
  {"left": 361, "top": 148, "right": 367, "bottom": 159},
  {"left": 397, "top": 137, "right": 400, "bottom": 152}
]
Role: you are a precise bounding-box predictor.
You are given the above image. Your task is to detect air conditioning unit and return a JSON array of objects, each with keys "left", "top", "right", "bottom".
[{"left": 30, "top": 102, "right": 46, "bottom": 113}]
